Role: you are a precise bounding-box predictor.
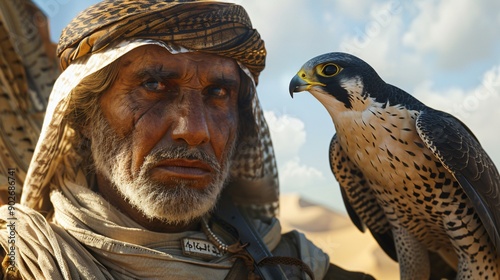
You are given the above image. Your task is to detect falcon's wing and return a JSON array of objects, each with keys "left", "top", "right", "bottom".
[
  {"left": 329, "top": 134, "right": 398, "bottom": 261},
  {"left": 0, "top": 0, "right": 58, "bottom": 203},
  {"left": 416, "top": 109, "right": 500, "bottom": 255}
]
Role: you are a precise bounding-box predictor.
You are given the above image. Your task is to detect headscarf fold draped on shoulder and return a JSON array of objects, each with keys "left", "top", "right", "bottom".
[{"left": 21, "top": 0, "right": 279, "bottom": 219}]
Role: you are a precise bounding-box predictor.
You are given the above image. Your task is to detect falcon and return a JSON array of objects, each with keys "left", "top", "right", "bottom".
[{"left": 289, "top": 52, "right": 500, "bottom": 279}]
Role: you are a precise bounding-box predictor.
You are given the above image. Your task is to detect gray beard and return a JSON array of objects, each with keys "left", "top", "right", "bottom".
[{"left": 89, "top": 110, "right": 234, "bottom": 225}]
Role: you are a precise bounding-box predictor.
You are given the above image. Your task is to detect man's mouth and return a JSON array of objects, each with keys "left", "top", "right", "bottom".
[{"left": 151, "top": 158, "right": 213, "bottom": 180}]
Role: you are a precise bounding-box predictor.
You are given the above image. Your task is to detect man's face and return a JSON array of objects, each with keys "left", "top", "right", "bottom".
[{"left": 90, "top": 45, "right": 241, "bottom": 225}]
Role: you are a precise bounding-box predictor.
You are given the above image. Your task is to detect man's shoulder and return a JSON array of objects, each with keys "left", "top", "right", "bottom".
[{"left": 249, "top": 216, "right": 331, "bottom": 279}]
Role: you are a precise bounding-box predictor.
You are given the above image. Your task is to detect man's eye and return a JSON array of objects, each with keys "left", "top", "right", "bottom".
[
  {"left": 206, "top": 86, "right": 228, "bottom": 97},
  {"left": 143, "top": 80, "right": 167, "bottom": 92}
]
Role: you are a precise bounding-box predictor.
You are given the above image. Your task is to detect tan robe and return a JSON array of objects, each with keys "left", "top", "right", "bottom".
[{"left": 0, "top": 170, "right": 329, "bottom": 279}]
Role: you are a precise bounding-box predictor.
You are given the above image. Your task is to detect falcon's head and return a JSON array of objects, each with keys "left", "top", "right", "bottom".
[{"left": 289, "top": 52, "right": 387, "bottom": 114}]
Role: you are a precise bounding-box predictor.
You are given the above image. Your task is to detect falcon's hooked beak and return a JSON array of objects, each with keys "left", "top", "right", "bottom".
[{"left": 289, "top": 70, "right": 325, "bottom": 98}]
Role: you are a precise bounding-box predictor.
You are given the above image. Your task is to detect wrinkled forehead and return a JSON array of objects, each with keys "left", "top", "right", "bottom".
[{"left": 119, "top": 45, "right": 241, "bottom": 77}]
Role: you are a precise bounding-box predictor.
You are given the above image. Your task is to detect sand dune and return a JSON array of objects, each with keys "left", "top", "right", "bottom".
[{"left": 279, "top": 194, "right": 400, "bottom": 280}]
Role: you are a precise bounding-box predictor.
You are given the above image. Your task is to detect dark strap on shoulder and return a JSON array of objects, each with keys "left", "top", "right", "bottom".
[
  {"left": 224, "top": 258, "right": 250, "bottom": 280},
  {"left": 259, "top": 256, "right": 314, "bottom": 279},
  {"left": 215, "top": 191, "right": 288, "bottom": 279}
]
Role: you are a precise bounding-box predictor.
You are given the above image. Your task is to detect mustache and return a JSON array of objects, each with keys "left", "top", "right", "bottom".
[{"left": 143, "top": 145, "right": 221, "bottom": 173}]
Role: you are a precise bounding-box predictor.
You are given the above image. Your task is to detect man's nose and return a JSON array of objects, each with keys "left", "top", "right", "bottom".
[{"left": 171, "top": 96, "right": 210, "bottom": 146}]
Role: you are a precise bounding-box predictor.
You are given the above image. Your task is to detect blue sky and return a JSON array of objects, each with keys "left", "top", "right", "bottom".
[{"left": 34, "top": 0, "right": 500, "bottom": 213}]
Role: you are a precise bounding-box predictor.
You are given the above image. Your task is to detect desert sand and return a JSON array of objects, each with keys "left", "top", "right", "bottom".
[{"left": 279, "top": 194, "right": 400, "bottom": 280}]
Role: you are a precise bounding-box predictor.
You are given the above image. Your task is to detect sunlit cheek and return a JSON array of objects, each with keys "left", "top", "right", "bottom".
[
  {"left": 126, "top": 157, "right": 137, "bottom": 181},
  {"left": 113, "top": 114, "right": 135, "bottom": 137},
  {"left": 128, "top": 134, "right": 150, "bottom": 179},
  {"left": 128, "top": 108, "right": 170, "bottom": 176},
  {"left": 100, "top": 91, "right": 135, "bottom": 136}
]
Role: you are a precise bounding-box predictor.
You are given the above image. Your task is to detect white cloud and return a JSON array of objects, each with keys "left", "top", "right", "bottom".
[
  {"left": 279, "top": 157, "right": 325, "bottom": 191},
  {"left": 337, "top": 1, "right": 428, "bottom": 90},
  {"left": 338, "top": 1, "right": 403, "bottom": 57},
  {"left": 402, "top": 0, "right": 500, "bottom": 69},
  {"left": 264, "top": 111, "right": 306, "bottom": 162},
  {"left": 334, "top": 0, "right": 376, "bottom": 21},
  {"left": 413, "top": 65, "right": 500, "bottom": 167},
  {"left": 264, "top": 111, "right": 328, "bottom": 191}
]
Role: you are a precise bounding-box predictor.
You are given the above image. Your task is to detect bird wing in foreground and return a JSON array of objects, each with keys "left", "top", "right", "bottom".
[
  {"left": 0, "top": 0, "right": 57, "bottom": 203},
  {"left": 416, "top": 108, "right": 500, "bottom": 255},
  {"left": 329, "top": 134, "right": 398, "bottom": 261}
]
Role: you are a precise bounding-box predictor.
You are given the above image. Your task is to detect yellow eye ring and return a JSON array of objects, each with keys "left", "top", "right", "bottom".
[{"left": 318, "top": 63, "right": 342, "bottom": 77}]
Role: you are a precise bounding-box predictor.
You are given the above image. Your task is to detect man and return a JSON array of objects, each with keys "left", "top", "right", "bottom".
[{"left": 0, "top": 1, "right": 375, "bottom": 279}]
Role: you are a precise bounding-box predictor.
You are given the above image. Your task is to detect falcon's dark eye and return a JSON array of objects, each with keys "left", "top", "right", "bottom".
[{"left": 319, "top": 63, "right": 341, "bottom": 77}]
